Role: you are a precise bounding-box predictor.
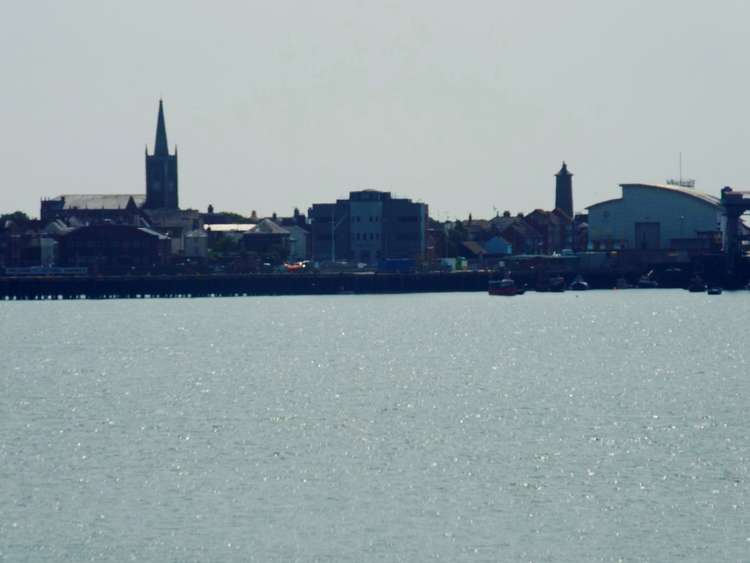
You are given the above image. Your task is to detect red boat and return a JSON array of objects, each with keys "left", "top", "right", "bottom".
[{"left": 488, "top": 278, "right": 521, "bottom": 296}]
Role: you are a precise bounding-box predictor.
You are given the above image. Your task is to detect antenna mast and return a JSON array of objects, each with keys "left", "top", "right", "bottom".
[{"left": 667, "top": 152, "right": 694, "bottom": 188}]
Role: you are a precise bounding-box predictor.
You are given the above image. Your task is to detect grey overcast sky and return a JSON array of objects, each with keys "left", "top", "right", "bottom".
[{"left": 2, "top": 1, "right": 750, "bottom": 219}]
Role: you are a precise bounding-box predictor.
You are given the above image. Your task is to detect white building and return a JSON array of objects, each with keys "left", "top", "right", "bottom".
[
  {"left": 203, "top": 223, "right": 256, "bottom": 242},
  {"left": 184, "top": 230, "right": 208, "bottom": 258},
  {"left": 587, "top": 183, "right": 723, "bottom": 251},
  {"left": 285, "top": 225, "right": 309, "bottom": 261}
]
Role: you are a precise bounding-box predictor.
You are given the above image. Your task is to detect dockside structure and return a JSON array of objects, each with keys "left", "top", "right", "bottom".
[{"left": 587, "top": 183, "right": 723, "bottom": 251}]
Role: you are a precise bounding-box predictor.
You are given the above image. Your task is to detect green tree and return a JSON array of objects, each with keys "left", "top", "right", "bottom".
[
  {"left": 211, "top": 211, "right": 254, "bottom": 224},
  {"left": 445, "top": 220, "right": 467, "bottom": 257},
  {"left": 208, "top": 236, "right": 240, "bottom": 256},
  {"left": 0, "top": 211, "right": 31, "bottom": 225}
]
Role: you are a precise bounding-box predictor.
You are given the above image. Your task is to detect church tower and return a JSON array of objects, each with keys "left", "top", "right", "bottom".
[
  {"left": 145, "top": 100, "right": 179, "bottom": 209},
  {"left": 555, "top": 161, "right": 573, "bottom": 219}
]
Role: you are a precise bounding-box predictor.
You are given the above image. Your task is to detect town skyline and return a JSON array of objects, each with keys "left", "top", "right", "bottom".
[
  {"left": 4, "top": 97, "right": 734, "bottom": 222},
  {"left": 4, "top": 2, "right": 750, "bottom": 218}
]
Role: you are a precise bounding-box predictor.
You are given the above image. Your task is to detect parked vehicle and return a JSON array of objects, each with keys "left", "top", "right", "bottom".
[{"left": 283, "top": 261, "right": 308, "bottom": 273}]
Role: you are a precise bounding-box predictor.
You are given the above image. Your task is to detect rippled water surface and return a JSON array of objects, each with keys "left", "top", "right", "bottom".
[{"left": 1, "top": 291, "right": 749, "bottom": 562}]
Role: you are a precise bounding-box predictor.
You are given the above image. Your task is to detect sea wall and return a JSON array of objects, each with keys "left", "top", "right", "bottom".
[
  {"left": 0, "top": 254, "right": 745, "bottom": 300},
  {"left": 0, "top": 272, "right": 493, "bottom": 300}
]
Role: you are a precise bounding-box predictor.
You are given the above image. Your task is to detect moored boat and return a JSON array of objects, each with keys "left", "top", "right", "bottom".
[
  {"left": 637, "top": 270, "right": 659, "bottom": 288},
  {"left": 615, "top": 277, "right": 632, "bottom": 289},
  {"left": 707, "top": 286, "right": 723, "bottom": 295},
  {"left": 534, "top": 274, "right": 566, "bottom": 292},
  {"left": 637, "top": 278, "right": 659, "bottom": 288},
  {"left": 489, "top": 278, "right": 521, "bottom": 296},
  {"left": 687, "top": 275, "right": 707, "bottom": 293},
  {"left": 569, "top": 274, "right": 589, "bottom": 291}
]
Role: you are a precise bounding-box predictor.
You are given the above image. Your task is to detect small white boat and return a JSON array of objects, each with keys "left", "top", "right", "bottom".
[{"left": 637, "top": 269, "right": 659, "bottom": 288}]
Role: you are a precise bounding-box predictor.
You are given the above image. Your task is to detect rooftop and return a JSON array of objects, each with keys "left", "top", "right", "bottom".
[
  {"left": 50, "top": 194, "right": 146, "bottom": 210},
  {"left": 204, "top": 223, "right": 257, "bottom": 233},
  {"left": 587, "top": 183, "right": 721, "bottom": 210}
]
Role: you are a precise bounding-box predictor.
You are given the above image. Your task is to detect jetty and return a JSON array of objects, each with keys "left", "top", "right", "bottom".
[{"left": 0, "top": 271, "right": 493, "bottom": 300}]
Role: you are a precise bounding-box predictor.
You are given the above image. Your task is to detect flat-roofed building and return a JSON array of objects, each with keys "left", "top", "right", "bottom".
[{"left": 309, "top": 190, "right": 428, "bottom": 264}]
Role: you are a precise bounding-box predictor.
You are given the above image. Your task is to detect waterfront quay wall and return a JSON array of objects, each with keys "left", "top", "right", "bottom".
[
  {"left": 1, "top": 255, "right": 745, "bottom": 300},
  {"left": 505, "top": 252, "right": 745, "bottom": 288},
  {"left": 0, "top": 272, "right": 493, "bottom": 300}
]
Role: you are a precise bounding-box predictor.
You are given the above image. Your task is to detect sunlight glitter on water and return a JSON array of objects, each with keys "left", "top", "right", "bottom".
[{"left": 0, "top": 291, "right": 749, "bottom": 561}]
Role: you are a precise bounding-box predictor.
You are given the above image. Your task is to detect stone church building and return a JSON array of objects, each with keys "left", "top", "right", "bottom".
[{"left": 40, "top": 101, "right": 203, "bottom": 256}]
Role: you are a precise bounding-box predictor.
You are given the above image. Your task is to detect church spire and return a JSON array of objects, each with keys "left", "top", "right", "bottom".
[
  {"left": 556, "top": 161, "right": 571, "bottom": 177},
  {"left": 145, "top": 99, "right": 179, "bottom": 210},
  {"left": 154, "top": 99, "right": 169, "bottom": 156}
]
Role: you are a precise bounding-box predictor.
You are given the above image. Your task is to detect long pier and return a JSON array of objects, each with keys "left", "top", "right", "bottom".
[
  {"left": 1, "top": 258, "right": 746, "bottom": 301},
  {"left": 0, "top": 271, "right": 493, "bottom": 300}
]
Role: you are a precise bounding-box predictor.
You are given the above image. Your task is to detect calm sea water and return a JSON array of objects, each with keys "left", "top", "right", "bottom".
[{"left": 1, "top": 291, "right": 749, "bottom": 562}]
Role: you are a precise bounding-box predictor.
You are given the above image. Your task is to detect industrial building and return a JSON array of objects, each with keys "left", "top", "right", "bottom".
[{"left": 587, "top": 183, "right": 723, "bottom": 251}]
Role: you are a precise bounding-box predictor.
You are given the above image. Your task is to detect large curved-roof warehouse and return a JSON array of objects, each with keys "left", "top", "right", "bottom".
[{"left": 586, "top": 183, "right": 722, "bottom": 251}]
